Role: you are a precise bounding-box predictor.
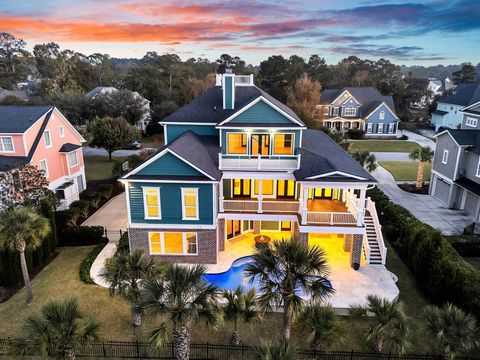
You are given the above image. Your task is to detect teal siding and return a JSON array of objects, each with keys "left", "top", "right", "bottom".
[
  {"left": 225, "top": 76, "right": 233, "bottom": 109},
  {"left": 229, "top": 100, "right": 295, "bottom": 125},
  {"left": 137, "top": 152, "right": 203, "bottom": 177},
  {"left": 128, "top": 182, "right": 214, "bottom": 225},
  {"left": 166, "top": 125, "right": 218, "bottom": 143},
  {"left": 220, "top": 129, "right": 300, "bottom": 155}
]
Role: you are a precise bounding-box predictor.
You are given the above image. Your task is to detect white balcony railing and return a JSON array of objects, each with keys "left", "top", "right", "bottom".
[
  {"left": 223, "top": 200, "right": 258, "bottom": 212},
  {"left": 219, "top": 153, "right": 301, "bottom": 171},
  {"left": 262, "top": 200, "right": 300, "bottom": 213},
  {"left": 222, "top": 199, "right": 299, "bottom": 213},
  {"left": 306, "top": 212, "right": 356, "bottom": 225}
]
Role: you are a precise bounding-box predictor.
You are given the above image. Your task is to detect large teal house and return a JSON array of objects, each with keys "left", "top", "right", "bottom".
[{"left": 120, "top": 72, "right": 388, "bottom": 270}]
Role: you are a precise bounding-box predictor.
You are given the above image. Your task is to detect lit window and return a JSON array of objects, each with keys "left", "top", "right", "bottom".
[
  {"left": 344, "top": 107, "right": 356, "bottom": 117},
  {"left": 254, "top": 180, "right": 274, "bottom": 195},
  {"left": 466, "top": 117, "right": 478, "bottom": 127},
  {"left": 68, "top": 151, "right": 78, "bottom": 167},
  {"left": 39, "top": 159, "right": 48, "bottom": 178},
  {"left": 181, "top": 188, "right": 199, "bottom": 220},
  {"left": 273, "top": 133, "right": 294, "bottom": 155},
  {"left": 379, "top": 111, "right": 385, "bottom": 120},
  {"left": 44, "top": 130, "right": 52, "bottom": 148},
  {"left": 442, "top": 149, "right": 449, "bottom": 164},
  {"left": 143, "top": 187, "right": 161, "bottom": 219},
  {"left": 0, "top": 136, "right": 14, "bottom": 152},
  {"left": 148, "top": 232, "right": 198, "bottom": 255},
  {"left": 377, "top": 123, "right": 384, "bottom": 133},
  {"left": 59, "top": 126, "right": 65, "bottom": 137},
  {"left": 227, "top": 133, "right": 248, "bottom": 154}
]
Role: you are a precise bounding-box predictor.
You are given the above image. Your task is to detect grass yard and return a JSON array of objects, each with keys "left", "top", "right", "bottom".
[
  {"left": 141, "top": 134, "right": 164, "bottom": 148},
  {"left": 0, "top": 245, "right": 436, "bottom": 353},
  {"left": 84, "top": 156, "right": 127, "bottom": 181},
  {"left": 379, "top": 161, "right": 431, "bottom": 181},
  {"left": 465, "top": 257, "right": 480, "bottom": 271},
  {"left": 349, "top": 140, "right": 420, "bottom": 153}
]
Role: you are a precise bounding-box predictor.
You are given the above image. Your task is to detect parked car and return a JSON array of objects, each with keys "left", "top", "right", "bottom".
[{"left": 129, "top": 141, "right": 142, "bottom": 150}]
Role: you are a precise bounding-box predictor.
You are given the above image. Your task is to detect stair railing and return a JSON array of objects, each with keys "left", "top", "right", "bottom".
[{"left": 366, "top": 197, "right": 387, "bottom": 265}]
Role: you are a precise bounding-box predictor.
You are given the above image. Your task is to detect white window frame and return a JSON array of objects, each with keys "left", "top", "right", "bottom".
[
  {"left": 366, "top": 123, "right": 373, "bottom": 133},
  {"left": 143, "top": 187, "right": 162, "bottom": 220},
  {"left": 148, "top": 231, "right": 198, "bottom": 256},
  {"left": 387, "top": 123, "right": 395, "bottom": 134},
  {"left": 0, "top": 136, "right": 14, "bottom": 153},
  {"left": 68, "top": 150, "right": 78, "bottom": 167},
  {"left": 332, "top": 107, "right": 339, "bottom": 116},
  {"left": 377, "top": 123, "right": 384, "bottom": 133},
  {"left": 379, "top": 111, "right": 385, "bottom": 120},
  {"left": 465, "top": 117, "right": 478, "bottom": 128},
  {"left": 44, "top": 130, "right": 52, "bottom": 148},
  {"left": 39, "top": 159, "right": 48, "bottom": 178},
  {"left": 343, "top": 107, "right": 356, "bottom": 117},
  {"left": 476, "top": 158, "right": 480, "bottom": 178},
  {"left": 442, "top": 149, "right": 449, "bottom": 164},
  {"left": 59, "top": 125, "right": 65, "bottom": 138},
  {"left": 181, "top": 188, "right": 199, "bottom": 220}
]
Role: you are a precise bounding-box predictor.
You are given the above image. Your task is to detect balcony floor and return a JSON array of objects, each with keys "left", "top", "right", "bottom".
[{"left": 307, "top": 199, "right": 348, "bottom": 212}]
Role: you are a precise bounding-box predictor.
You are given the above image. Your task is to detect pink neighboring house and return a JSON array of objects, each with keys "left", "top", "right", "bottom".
[{"left": 0, "top": 106, "right": 86, "bottom": 210}]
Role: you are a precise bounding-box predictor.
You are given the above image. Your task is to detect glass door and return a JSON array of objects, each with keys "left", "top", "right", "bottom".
[
  {"left": 226, "top": 220, "right": 242, "bottom": 239},
  {"left": 277, "top": 180, "right": 296, "bottom": 198},
  {"left": 250, "top": 134, "right": 270, "bottom": 157},
  {"left": 312, "top": 188, "right": 333, "bottom": 199},
  {"left": 232, "top": 179, "right": 251, "bottom": 198}
]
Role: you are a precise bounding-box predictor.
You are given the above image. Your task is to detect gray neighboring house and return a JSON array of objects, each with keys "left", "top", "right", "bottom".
[
  {"left": 85, "top": 86, "right": 151, "bottom": 132},
  {"left": 318, "top": 87, "right": 399, "bottom": 138},
  {"left": 430, "top": 129, "right": 480, "bottom": 222},
  {"left": 460, "top": 100, "right": 480, "bottom": 130}
]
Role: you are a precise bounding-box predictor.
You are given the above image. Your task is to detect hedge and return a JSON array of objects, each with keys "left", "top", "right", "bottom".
[
  {"left": 446, "top": 235, "right": 480, "bottom": 257},
  {"left": 58, "top": 226, "right": 105, "bottom": 247},
  {"left": 0, "top": 199, "right": 57, "bottom": 287},
  {"left": 117, "top": 232, "right": 129, "bottom": 254},
  {"left": 79, "top": 239, "right": 108, "bottom": 284},
  {"left": 368, "top": 187, "right": 480, "bottom": 318}
]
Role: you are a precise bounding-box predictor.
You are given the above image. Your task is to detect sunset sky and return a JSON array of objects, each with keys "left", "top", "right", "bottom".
[{"left": 1, "top": 0, "right": 479, "bottom": 65}]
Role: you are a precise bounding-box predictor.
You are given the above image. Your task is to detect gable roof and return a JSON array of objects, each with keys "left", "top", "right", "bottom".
[
  {"left": 319, "top": 87, "right": 396, "bottom": 118},
  {"left": 161, "top": 85, "right": 304, "bottom": 127},
  {"left": 121, "top": 131, "right": 221, "bottom": 181},
  {"left": 439, "top": 79, "right": 480, "bottom": 107},
  {"left": 0, "top": 105, "right": 53, "bottom": 133},
  {"left": 294, "top": 129, "right": 376, "bottom": 182}
]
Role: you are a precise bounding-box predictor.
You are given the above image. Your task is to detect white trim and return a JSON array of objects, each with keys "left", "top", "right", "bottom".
[
  {"left": 377, "top": 123, "right": 384, "bottom": 134},
  {"left": 460, "top": 100, "right": 480, "bottom": 113},
  {"left": 217, "top": 96, "right": 304, "bottom": 127},
  {"left": 218, "top": 126, "right": 306, "bottom": 130},
  {"left": 120, "top": 179, "right": 218, "bottom": 184},
  {"left": 129, "top": 223, "right": 216, "bottom": 229},
  {"left": 298, "top": 225, "right": 365, "bottom": 235},
  {"left": 343, "top": 106, "right": 357, "bottom": 117},
  {"left": 148, "top": 231, "right": 198, "bottom": 256},
  {"left": 43, "top": 129, "right": 52, "bottom": 148},
  {"left": 465, "top": 117, "right": 478, "bottom": 128},
  {"left": 68, "top": 150, "right": 79, "bottom": 167},
  {"left": 22, "top": 107, "right": 53, "bottom": 134},
  {"left": 298, "top": 182, "right": 371, "bottom": 189},
  {"left": 142, "top": 186, "right": 162, "bottom": 220},
  {"left": 218, "top": 213, "right": 298, "bottom": 221},
  {"left": 434, "top": 130, "right": 462, "bottom": 147},
  {"left": 39, "top": 159, "right": 48, "bottom": 178},
  {"left": 331, "top": 90, "right": 362, "bottom": 107},
  {"left": 364, "top": 101, "right": 399, "bottom": 121},
  {"left": 159, "top": 122, "right": 217, "bottom": 126},
  {"left": 22, "top": 133, "right": 28, "bottom": 155},
  {"left": 305, "top": 171, "right": 367, "bottom": 181},
  {"left": 431, "top": 169, "right": 454, "bottom": 184},
  {"left": 221, "top": 171, "right": 294, "bottom": 180},
  {"left": 181, "top": 187, "right": 200, "bottom": 220},
  {"left": 125, "top": 184, "right": 132, "bottom": 224},
  {"left": 163, "top": 124, "right": 168, "bottom": 145},
  {"left": 442, "top": 149, "right": 449, "bottom": 164},
  {"left": 476, "top": 158, "right": 480, "bottom": 178},
  {"left": 59, "top": 125, "right": 65, "bottom": 138},
  {"left": 0, "top": 136, "right": 15, "bottom": 153},
  {"left": 53, "top": 107, "right": 87, "bottom": 143}
]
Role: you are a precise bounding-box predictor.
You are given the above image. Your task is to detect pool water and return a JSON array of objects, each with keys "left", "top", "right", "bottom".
[{"left": 203, "top": 256, "right": 332, "bottom": 296}]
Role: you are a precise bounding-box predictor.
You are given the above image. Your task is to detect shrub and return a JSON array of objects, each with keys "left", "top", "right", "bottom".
[
  {"left": 58, "top": 226, "right": 105, "bottom": 246},
  {"left": 347, "top": 128, "right": 365, "bottom": 140},
  {"left": 98, "top": 184, "right": 113, "bottom": 200},
  {"left": 89, "top": 192, "right": 102, "bottom": 209},
  {"left": 463, "top": 223, "right": 475, "bottom": 235},
  {"left": 446, "top": 235, "right": 480, "bottom": 257},
  {"left": 400, "top": 134, "right": 409, "bottom": 140},
  {"left": 70, "top": 199, "right": 90, "bottom": 219},
  {"left": 79, "top": 239, "right": 108, "bottom": 284},
  {"left": 117, "top": 232, "right": 130, "bottom": 253}
]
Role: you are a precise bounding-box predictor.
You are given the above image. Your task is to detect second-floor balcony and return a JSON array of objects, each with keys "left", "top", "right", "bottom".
[{"left": 219, "top": 153, "right": 301, "bottom": 171}]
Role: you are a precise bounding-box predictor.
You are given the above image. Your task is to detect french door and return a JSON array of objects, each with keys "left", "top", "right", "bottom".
[
  {"left": 277, "top": 180, "right": 296, "bottom": 199},
  {"left": 311, "top": 188, "right": 341, "bottom": 200},
  {"left": 226, "top": 220, "right": 242, "bottom": 239},
  {"left": 233, "top": 179, "right": 251, "bottom": 197},
  {"left": 250, "top": 134, "right": 270, "bottom": 157}
]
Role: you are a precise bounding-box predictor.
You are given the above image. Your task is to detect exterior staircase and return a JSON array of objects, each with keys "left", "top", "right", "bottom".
[{"left": 364, "top": 214, "right": 383, "bottom": 265}]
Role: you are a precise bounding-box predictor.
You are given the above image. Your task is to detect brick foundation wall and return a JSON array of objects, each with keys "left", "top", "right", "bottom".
[
  {"left": 344, "top": 234, "right": 352, "bottom": 252},
  {"left": 293, "top": 222, "right": 300, "bottom": 240},
  {"left": 350, "top": 233, "right": 363, "bottom": 269},
  {"left": 253, "top": 220, "right": 260, "bottom": 234},
  {"left": 299, "top": 232, "right": 309, "bottom": 247},
  {"left": 128, "top": 227, "right": 217, "bottom": 264},
  {"left": 217, "top": 219, "right": 225, "bottom": 251}
]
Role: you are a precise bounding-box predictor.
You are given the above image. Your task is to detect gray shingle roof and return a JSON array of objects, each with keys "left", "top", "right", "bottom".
[
  {"left": 59, "top": 143, "right": 82, "bottom": 153},
  {"left": 433, "top": 110, "right": 449, "bottom": 116},
  {"left": 319, "top": 87, "right": 396, "bottom": 117},
  {"left": 0, "top": 156, "right": 28, "bottom": 171},
  {"left": 439, "top": 80, "right": 480, "bottom": 107},
  {"left": 0, "top": 105, "right": 53, "bottom": 133},
  {"left": 444, "top": 129, "right": 480, "bottom": 146},
  {"left": 161, "top": 85, "right": 304, "bottom": 126},
  {"left": 294, "top": 129, "right": 376, "bottom": 182}
]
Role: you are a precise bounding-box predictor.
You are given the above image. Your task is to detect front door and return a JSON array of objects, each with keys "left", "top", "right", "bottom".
[
  {"left": 250, "top": 134, "right": 270, "bottom": 157},
  {"left": 226, "top": 220, "right": 242, "bottom": 239}
]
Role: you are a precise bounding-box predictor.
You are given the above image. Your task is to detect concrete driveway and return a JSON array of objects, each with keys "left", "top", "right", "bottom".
[
  {"left": 372, "top": 166, "right": 471, "bottom": 235},
  {"left": 372, "top": 152, "right": 411, "bottom": 162},
  {"left": 400, "top": 130, "right": 435, "bottom": 149},
  {"left": 82, "top": 193, "right": 128, "bottom": 240}
]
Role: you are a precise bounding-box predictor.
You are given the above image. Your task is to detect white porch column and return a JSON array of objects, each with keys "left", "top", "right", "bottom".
[
  {"left": 258, "top": 179, "right": 263, "bottom": 213},
  {"left": 219, "top": 181, "right": 224, "bottom": 212},
  {"left": 301, "top": 185, "right": 308, "bottom": 225},
  {"left": 357, "top": 188, "right": 366, "bottom": 226}
]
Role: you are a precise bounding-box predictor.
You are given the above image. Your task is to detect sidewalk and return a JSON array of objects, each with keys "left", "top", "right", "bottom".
[{"left": 400, "top": 130, "right": 435, "bottom": 149}]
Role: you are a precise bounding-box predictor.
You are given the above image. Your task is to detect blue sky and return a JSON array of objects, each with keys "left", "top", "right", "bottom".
[{"left": 0, "top": 0, "right": 479, "bottom": 65}]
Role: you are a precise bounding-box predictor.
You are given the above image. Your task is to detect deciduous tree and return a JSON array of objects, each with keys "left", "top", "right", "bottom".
[{"left": 87, "top": 117, "right": 136, "bottom": 160}]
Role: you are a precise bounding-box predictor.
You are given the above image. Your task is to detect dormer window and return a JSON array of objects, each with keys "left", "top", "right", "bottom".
[{"left": 344, "top": 107, "right": 356, "bottom": 117}]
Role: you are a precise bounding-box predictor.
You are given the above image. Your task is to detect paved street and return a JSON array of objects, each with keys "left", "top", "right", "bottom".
[
  {"left": 372, "top": 152, "right": 411, "bottom": 162},
  {"left": 82, "top": 146, "right": 142, "bottom": 157}
]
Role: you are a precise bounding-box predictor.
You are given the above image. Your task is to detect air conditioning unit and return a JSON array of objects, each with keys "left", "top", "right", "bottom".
[{"left": 56, "top": 182, "right": 79, "bottom": 210}]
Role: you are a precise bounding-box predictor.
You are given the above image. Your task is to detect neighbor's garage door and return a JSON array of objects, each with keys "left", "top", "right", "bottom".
[
  {"left": 433, "top": 176, "right": 451, "bottom": 205},
  {"left": 464, "top": 191, "right": 479, "bottom": 218}
]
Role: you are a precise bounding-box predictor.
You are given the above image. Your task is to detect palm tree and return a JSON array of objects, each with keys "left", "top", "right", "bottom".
[
  {"left": 409, "top": 146, "right": 434, "bottom": 189},
  {"left": 245, "top": 239, "right": 333, "bottom": 343},
  {"left": 297, "top": 304, "right": 344, "bottom": 351},
  {"left": 349, "top": 295, "right": 408, "bottom": 354},
  {"left": 0, "top": 207, "right": 50, "bottom": 304},
  {"left": 222, "top": 286, "right": 260, "bottom": 345},
  {"left": 255, "top": 339, "right": 298, "bottom": 360},
  {"left": 138, "top": 264, "right": 220, "bottom": 360},
  {"left": 423, "top": 303, "right": 479, "bottom": 357},
  {"left": 352, "top": 151, "right": 377, "bottom": 172},
  {"left": 100, "top": 249, "right": 161, "bottom": 327},
  {"left": 11, "top": 297, "right": 100, "bottom": 359}
]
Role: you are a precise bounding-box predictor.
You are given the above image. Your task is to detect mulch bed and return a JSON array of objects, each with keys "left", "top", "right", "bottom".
[{"left": 399, "top": 183, "right": 430, "bottom": 194}]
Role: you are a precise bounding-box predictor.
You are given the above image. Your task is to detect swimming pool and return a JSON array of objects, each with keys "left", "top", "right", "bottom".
[{"left": 203, "top": 256, "right": 332, "bottom": 295}]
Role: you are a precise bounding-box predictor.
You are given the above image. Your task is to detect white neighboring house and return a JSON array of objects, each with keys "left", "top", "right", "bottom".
[{"left": 85, "top": 87, "right": 152, "bottom": 132}]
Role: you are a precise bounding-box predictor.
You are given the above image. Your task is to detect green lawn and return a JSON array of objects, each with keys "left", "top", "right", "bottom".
[
  {"left": 465, "top": 257, "right": 480, "bottom": 271},
  {"left": 349, "top": 140, "right": 420, "bottom": 153},
  {"left": 141, "top": 134, "right": 164, "bottom": 148},
  {"left": 0, "top": 245, "right": 436, "bottom": 352},
  {"left": 84, "top": 156, "right": 127, "bottom": 181},
  {"left": 379, "top": 161, "right": 432, "bottom": 181}
]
